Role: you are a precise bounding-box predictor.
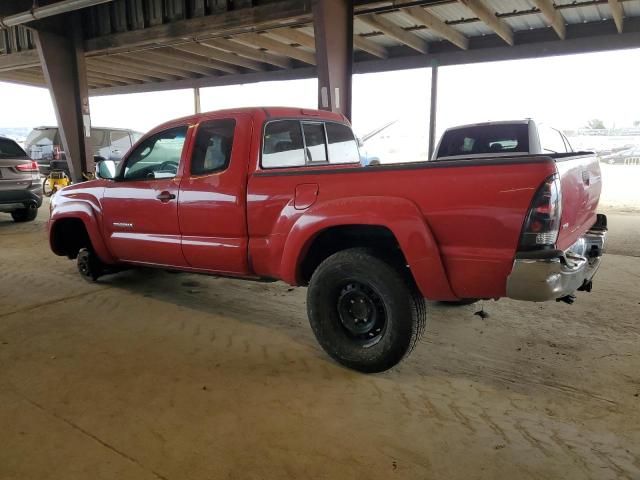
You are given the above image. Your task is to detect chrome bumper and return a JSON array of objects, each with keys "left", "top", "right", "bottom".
[{"left": 506, "top": 216, "right": 607, "bottom": 302}]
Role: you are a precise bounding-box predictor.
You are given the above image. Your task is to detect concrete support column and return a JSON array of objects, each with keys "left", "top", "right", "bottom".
[
  {"left": 312, "top": 0, "right": 353, "bottom": 120},
  {"left": 428, "top": 64, "right": 439, "bottom": 159},
  {"left": 34, "top": 14, "right": 92, "bottom": 183}
]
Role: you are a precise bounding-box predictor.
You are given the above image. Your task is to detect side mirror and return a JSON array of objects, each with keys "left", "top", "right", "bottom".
[{"left": 95, "top": 159, "right": 116, "bottom": 180}]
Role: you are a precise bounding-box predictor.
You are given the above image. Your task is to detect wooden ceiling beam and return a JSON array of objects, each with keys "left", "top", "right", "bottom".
[
  {"left": 0, "top": 75, "right": 43, "bottom": 87},
  {"left": 132, "top": 50, "right": 223, "bottom": 76},
  {"left": 458, "top": 0, "right": 514, "bottom": 45},
  {"left": 90, "top": 57, "right": 177, "bottom": 81},
  {"left": 359, "top": 14, "right": 429, "bottom": 54},
  {"left": 608, "top": 0, "right": 624, "bottom": 33},
  {"left": 85, "top": 73, "right": 126, "bottom": 87},
  {"left": 353, "top": 34, "right": 388, "bottom": 58},
  {"left": 532, "top": 0, "right": 566, "bottom": 39},
  {"left": 232, "top": 33, "right": 316, "bottom": 65},
  {"left": 86, "top": 63, "right": 159, "bottom": 83},
  {"left": 154, "top": 47, "right": 236, "bottom": 74},
  {"left": 199, "top": 38, "right": 292, "bottom": 69},
  {"left": 0, "top": 50, "right": 40, "bottom": 73},
  {"left": 266, "top": 27, "right": 316, "bottom": 49},
  {"left": 111, "top": 54, "right": 200, "bottom": 78},
  {"left": 174, "top": 42, "right": 262, "bottom": 71},
  {"left": 404, "top": 6, "right": 469, "bottom": 49},
  {"left": 84, "top": 0, "right": 313, "bottom": 55}
]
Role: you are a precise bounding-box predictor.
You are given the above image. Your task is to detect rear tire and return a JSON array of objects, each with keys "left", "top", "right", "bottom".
[
  {"left": 11, "top": 207, "right": 38, "bottom": 222},
  {"left": 77, "top": 248, "right": 103, "bottom": 282},
  {"left": 307, "top": 248, "right": 426, "bottom": 373}
]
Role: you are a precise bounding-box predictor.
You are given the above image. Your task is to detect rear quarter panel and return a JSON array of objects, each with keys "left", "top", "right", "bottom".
[{"left": 247, "top": 158, "right": 556, "bottom": 300}]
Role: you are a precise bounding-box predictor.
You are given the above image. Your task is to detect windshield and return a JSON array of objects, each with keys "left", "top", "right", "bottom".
[{"left": 0, "top": 138, "right": 28, "bottom": 158}]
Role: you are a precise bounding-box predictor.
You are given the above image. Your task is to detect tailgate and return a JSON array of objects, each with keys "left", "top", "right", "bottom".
[{"left": 555, "top": 153, "right": 602, "bottom": 250}]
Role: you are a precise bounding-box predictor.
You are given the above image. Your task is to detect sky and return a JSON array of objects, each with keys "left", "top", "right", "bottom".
[{"left": 1, "top": 47, "right": 640, "bottom": 153}]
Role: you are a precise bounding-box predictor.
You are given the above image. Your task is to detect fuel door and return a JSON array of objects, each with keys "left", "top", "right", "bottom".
[{"left": 294, "top": 183, "right": 319, "bottom": 210}]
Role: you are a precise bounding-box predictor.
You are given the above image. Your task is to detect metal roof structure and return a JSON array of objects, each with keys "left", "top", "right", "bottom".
[{"left": 1, "top": 0, "right": 640, "bottom": 95}]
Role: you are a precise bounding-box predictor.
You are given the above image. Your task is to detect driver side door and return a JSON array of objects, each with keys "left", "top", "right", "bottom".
[{"left": 101, "top": 125, "right": 190, "bottom": 267}]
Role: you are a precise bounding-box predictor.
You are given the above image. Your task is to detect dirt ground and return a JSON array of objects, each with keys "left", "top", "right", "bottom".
[{"left": 0, "top": 202, "right": 638, "bottom": 480}]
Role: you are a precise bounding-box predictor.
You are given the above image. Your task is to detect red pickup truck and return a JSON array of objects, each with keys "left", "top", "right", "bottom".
[{"left": 48, "top": 108, "right": 606, "bottom": 372}]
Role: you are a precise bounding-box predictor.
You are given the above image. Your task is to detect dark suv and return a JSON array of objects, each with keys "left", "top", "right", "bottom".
[
  {"left": 0, "top": 136, "right": 42, "bottom": 222},
  {"left": 25, "top": 126, "right": 143, "bottom": 175}
]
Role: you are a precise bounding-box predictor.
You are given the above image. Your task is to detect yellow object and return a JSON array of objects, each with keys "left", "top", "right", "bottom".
[{"left": 43, "top": 171, "right": 70, "bottom": 197}]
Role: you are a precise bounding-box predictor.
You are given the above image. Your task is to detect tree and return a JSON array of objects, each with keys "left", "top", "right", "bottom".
[{"left": 586, "top": 119, "right": 606, "bottom": 130}]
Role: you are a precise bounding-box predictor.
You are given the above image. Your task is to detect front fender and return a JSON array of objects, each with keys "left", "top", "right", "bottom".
[
  {"left": 49, "top": 199, "right": 115, "bottom": 264},
  {"left": 279, "top": 196, "right": 456, "bottom": 300}
]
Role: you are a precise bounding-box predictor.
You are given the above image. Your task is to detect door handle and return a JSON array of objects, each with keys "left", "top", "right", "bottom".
[{"left": 156, "top": 191, "right": 176, "bottom": 202}]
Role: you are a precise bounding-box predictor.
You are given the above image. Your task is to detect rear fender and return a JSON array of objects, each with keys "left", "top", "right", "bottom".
[
  {"left": 49, "top": 200, "right": 115, "bottom": 264},
  {"left": 280, "top": 196, "right": 456, "bottom": 300}
]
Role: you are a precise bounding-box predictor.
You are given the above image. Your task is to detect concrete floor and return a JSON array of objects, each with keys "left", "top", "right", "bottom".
[{"left": 0, "top": 203, "right": 638, "bottom": 480}]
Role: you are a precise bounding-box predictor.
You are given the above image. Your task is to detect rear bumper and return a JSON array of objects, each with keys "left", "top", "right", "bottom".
[
  {"left": 0, "top": 183, "right": 43, "bottom": 212},
  {"left": 506, "top": 214, "right": 607, "bottom": 302}
]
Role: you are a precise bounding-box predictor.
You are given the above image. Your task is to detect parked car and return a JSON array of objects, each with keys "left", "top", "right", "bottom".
[
  {"left": 25, "top": 126, "right": 143, "bottom": 175},
  {"left": 0, "top": 136, "right": 42, "bottom": 222},
  {"left": 599, "top": 147, "right": 640, "bottom": 165},
  {"left": 48, "top": 108, "right": 606, "bottom": 373}
]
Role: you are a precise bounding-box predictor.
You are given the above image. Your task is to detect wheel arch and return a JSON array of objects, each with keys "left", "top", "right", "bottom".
[
  {"left": 49, "top": 202, "right": 114, "bottom": 263},
  {"left": 279, "top": 196, "right": 456, "bottom": 300}
]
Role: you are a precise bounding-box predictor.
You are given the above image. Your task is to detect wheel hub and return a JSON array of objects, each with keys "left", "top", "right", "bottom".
[
  {"left": 337, "top": 282, "right": 386, "bottom": 343},
  {"left": 78, "top": 256, "right": 90, "bottom": 276}
]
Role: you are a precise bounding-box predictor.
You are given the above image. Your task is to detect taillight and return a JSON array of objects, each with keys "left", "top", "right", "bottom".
[
  {"left": 15, "top": 161, "right": 40, "bottom": 172},
  {"left": 519, "top": 174, "right": 562, "bottom": 250}
]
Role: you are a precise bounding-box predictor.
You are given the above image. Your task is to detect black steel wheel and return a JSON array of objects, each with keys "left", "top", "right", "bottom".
[
  {"left": 307, "top": 248, "right": 426, "bottom": 373},
  {"left": 336, "top": 281, "right": 387, "bottom": 348},
  {"left": 77, "top": 248, "right": 103, "bottom": 282}
]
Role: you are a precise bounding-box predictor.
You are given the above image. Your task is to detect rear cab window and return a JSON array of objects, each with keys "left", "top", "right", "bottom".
[
  {"left": 437, "top": 124, "right": 530, "bottom": 159},
  {"left": 262, "top": 119, "right": 360, "bottom": 169}
]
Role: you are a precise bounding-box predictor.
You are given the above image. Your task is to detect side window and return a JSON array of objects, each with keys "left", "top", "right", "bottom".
[
  {"left": 540, "top": 126, "right": 567, "bottom": 154},
  {"left": 326, "top": 122, "right": 360, "bottom": 164},
  {"left": 110, "top": 130, "right": 132, "bottom": 152},
  {"left": 123, "top": 126, "right": 187, "bottom": 181},
  {"left": 302, "top": 122, "right": 327, "bottom": 163},
  {"left": 191, "top": 119, "right": 236, "bottom": 175},
  {"left": 90, "top": 129, "right": 107, "bottom": 150},
  {"left": 262, "top": 120, "right": 305, "bottom": 168}
]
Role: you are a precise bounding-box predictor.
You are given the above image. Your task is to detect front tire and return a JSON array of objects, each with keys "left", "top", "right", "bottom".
[
  {"left": 77, "top": 248, "right": 103, "bottom": 282},
  {"left": 307, "top": 248, "right": 426, "bottom": 373},
  {"left": 11, "top": 207, "right": 38, "bottom": 222}
]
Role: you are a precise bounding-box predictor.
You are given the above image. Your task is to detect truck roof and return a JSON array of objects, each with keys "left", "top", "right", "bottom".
[
  {"left": 153, "top": 107, "right": 349, "bottom": 132},
  {"left": 444, "top": 119, "right": 532, "bottom": 131}
]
